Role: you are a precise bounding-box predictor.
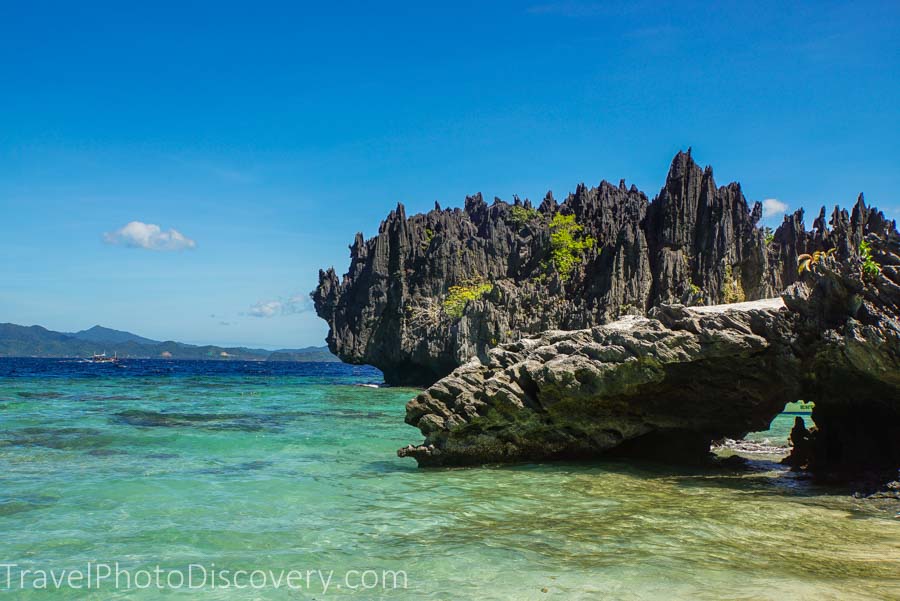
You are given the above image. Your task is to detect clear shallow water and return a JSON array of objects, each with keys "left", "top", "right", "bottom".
[{"left": 0, "top": 359, "right": 898, "bottom": 600}]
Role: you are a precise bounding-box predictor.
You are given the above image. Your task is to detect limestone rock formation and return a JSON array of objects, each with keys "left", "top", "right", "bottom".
[
  {"left": 313, "top": 151, "right": 897, "bottom": 386},
  {"left": 398, "top": 299, "right": 799, "bottom": 466},
  {"left": 782, "top": 231, "right": 900, "bottom": 472},
  {"left": 398, "top": 234, "right": 900, "bottom": 473}
]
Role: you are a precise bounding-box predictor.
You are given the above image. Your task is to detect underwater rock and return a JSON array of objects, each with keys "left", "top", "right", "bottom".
[{"left": 112, "top": 409, "right": 266, "bottom": 432}]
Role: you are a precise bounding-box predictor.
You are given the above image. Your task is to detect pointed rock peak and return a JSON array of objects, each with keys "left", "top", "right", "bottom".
[
  {"left": 464, "top": 193, "right": 487, "bottom": 214},
  {"left": 723, "top": 181, "right": 742, "bottom": 197},
  {"left": 379, "top": 203, "right": 407, "bottom": 234},
  {"left": 318, "top": 267, "right": 338, "bottom": 281},
  {"left": 850, "top": 193, "right": 869, "bottom": 228},
  {"left": 524, "top": 198, "right": 533, "bottom": 210},
  {"left": 434, "top": 200, "right": 441, "bottom": 212},
  {"left": 829, "top": 205, "right": 846, "bottom": 228},
  {"left": 539, "top": 191, "right": 558, "bottom": 213},
  {"left": 812, "top": 206, "right": 827, "bottom": 232},
  {"left": 666, "top": 149, "right": 702, "bottom": 184},
  {"left": 513, "top": 194, "right": 522, "bottom": 206},
  {"left": 619, "top": 178, "right": 627, "bottom": 191}
]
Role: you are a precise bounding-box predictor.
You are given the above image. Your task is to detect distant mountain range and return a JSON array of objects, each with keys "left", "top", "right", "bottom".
[
  {"left": 0, "top": 323, "right": 339, "bottom": 362},
  {"left": 68, "top": 325, "right": 159, "bottom": 345}
]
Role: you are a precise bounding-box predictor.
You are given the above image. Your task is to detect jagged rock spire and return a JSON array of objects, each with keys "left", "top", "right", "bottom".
[{"left": 313, "top": 151, "right": 898, "bottom": 386}]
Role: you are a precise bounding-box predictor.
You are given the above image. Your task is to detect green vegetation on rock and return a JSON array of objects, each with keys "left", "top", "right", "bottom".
[
  {"left": 443, "top": 280, "right": 493, "bottom": 319},
  {"left": 421, "top": 227, "right": 435, "bottom": 250},
  {"left": 859, "top": 240, "right": 882, "bottom": 281},
  {"left": 546, "top": 213, "right": 596, "bottom": 281},
  {"left": 722, "top": 265, "right": 745, "bottom": 304},
  {"left": 508, "top": 205, "right": 540, "bottom": 226}
]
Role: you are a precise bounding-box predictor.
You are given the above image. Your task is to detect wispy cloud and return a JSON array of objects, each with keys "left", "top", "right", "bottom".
[
  {"left": 247, "top": 294, "right": 311, "bottom": 318},
  {"left": 104, "top": 221, "right": 196, "bottom": 251},
  {"left": 761, "top": 198, "right": 788, "bottom": 220}
]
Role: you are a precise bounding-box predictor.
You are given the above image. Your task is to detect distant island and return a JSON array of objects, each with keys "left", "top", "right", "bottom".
[{"left": 0, "top": 323, "right": 339, "bottom": 362}]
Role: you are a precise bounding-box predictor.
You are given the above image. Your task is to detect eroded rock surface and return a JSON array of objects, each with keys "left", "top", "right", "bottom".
[
  {"left": 313, "top": 150, "right": 896, "bottom": 386},
  {"left": 399, "top": 234, "right": 900, "bottom": 472},
  {"left": 782, "top": 232, "right": 900, "bottom": 473},
  {"left": 398, "top": 299, "right": 799, "bottom": 466}
]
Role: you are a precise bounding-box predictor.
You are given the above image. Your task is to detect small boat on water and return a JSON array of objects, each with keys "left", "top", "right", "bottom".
[
  {"left": 89, "top": 352, "right": 119, "bottom": 364},
  {"left": 783, "top": 400, "right": 814, "bottom": 414}
]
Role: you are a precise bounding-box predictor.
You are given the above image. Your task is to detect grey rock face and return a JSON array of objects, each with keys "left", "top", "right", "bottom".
[
  {"left": 313, "top": 150, "right": 897, "bottom": 386},
  {"left": 781, "top": 231, "right": 900, "bottom": 472},
  {"left": 398, "top": 299, "right": 800, "bottom": 466},
  {"left": 399, "top": 235, "right": 900, "bottom": 472}
]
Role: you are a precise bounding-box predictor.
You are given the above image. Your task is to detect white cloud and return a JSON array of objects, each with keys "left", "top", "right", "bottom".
[
  {"left": 248, "top": 294, "right": 311, "bottom": 318},
  {"left": 761, "top": 198, "right": 788, "bottom": 220},
  {"left": 104, "top": 221, "right": 196, "bottom": 251},
  {"left": 248, "top": 300, "right": 282, "bottom": 318}
]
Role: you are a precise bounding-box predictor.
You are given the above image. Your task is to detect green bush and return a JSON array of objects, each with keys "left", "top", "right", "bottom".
[
  {"left": 722, "top": 265, "right": 745, "bottom": 304},
  {"left": 443, "top": 280, "right": 493, "bottom": 319},
  {"left": 421, "top": 227, "right": 435, "bottom": 250},
  {"left": 546, "top": 213, "right": 596, "bottom": 281},
  {"left": 859, "top": 240, "right": 882, "bottom": 281},
  {"left": 508, "top": 205, "right": 540, "bottom": 226}
]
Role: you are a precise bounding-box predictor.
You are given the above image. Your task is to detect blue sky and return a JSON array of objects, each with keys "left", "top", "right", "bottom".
[{"left": 1, "top": 1, "right": 898, "bottom": 348}]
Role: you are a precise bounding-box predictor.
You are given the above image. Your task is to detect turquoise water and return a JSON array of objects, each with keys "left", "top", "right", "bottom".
[{"left": 1, "top": 359, "right": 898, "bottom": 600}]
